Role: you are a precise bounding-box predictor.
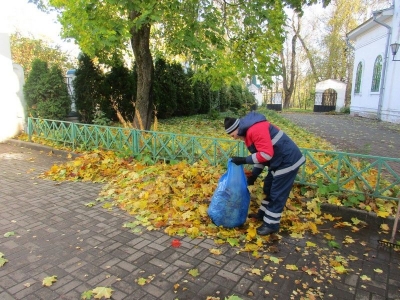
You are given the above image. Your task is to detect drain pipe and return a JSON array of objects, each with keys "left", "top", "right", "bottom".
[
  {"left": 345, "top": 37, "right": 355, "bottom": 109},
  {"left": 372, "top": 10, "right": 392, "bottom": 121},
  {"left": 346, "top": 37, "right": 355, "bottom": 51}
]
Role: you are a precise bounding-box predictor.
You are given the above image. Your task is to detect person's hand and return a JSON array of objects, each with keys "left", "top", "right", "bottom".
[
  {"left": 247, "top": 176, "right": 257, "bottom": 186},
  {"left": 230, "top": 157, "right": 246, "bottom": 165}
]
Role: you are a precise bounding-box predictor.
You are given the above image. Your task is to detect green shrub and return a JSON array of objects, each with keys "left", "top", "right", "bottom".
[
  {"left": 73, "top": 54, "right": 105, "bottom": 123},
  {"left": 92, "top": 110, "right": 111, "bottom": 126},
  {"left": 24, "top": 59, "right": 70, "bottom": 119},
  {"left": 340, "top": 106, "right": 350, "bottom": 114},
  {"left": 208, "top": 109, "right": 220, "bottom": 120},
  {"left": 153, "top": 58, "right": 178, "bottom": 119},
  {"left": 103, "top": 60, "right": 136, "bottom": 122}
]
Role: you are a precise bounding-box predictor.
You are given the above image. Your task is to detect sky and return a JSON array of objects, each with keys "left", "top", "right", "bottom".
[{"left": 0, "top": 0, "right": 80, "bottom": 57}]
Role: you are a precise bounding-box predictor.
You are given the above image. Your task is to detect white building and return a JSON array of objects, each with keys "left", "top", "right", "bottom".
[
  {"left": 246, "top": 76, "right": 263, "bottom": 106},
  {"left": 0, "top": 32, "right": 25, "bottom": 142},
  {"left": 66, "top": 69, "right": 78, "bottom": 119},
  {"left": 314, "top": 79, "right": 346, "bottom": 112},
  {"left": 347, "top": 1, "right": 400, "bottom": 123}
]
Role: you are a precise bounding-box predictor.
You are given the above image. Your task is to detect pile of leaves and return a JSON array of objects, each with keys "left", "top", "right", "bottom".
[
  {"left": 38, "top": 110, "right": 399, "bottom": 251},
  {"left": 41, "top": 150, "right": 357, "bottom": 254}
]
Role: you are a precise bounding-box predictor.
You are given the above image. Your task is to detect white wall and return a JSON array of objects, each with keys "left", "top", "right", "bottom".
[
  {"left": 350, "top": 25, "right": 388, "bottom": 119},
  {"left": 0, "top": 32, "right": 25, "bottom": 142},
  {"left": 349, "top": 4, "right": 400, "bottom": 123},
  {"left": 248, "top": 84, "right": 263, "bottom": 106},
  {"left": 382, "top": 0, "right": 400, "bottom": 123}
]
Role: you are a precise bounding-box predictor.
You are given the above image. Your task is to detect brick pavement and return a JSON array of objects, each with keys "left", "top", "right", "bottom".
[{"left": 0, "top": 140, "right": 400, "bottom": 300}]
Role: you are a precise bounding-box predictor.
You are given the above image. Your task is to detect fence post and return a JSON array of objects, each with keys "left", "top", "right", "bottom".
[
  {"left": 132, "top": 129, "right": 138, "bottom": 155},
  {"left": 71, "top": 122, "right": 76, "bottom": 150},
  {"left": 27, "top": 117, "right": 33, "bottom": 142}
]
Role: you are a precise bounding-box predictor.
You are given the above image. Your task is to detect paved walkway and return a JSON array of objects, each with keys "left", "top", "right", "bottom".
[
  {"left": 280, "top": 112, "right": 400, "bottom": 159},
  {"left": 0, "top": 138, "right": 399, "bottom": 300}
]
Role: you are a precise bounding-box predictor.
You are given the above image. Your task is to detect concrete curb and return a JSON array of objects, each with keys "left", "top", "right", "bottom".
[
  {"left": 5, "top": 139, "right": 81, "bottom": 159},
  {"left": 321, "top": 203, "right": 394, "bottom": 229}
]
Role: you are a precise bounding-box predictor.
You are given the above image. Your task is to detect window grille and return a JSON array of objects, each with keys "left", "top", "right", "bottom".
[
  {"left": 354, "top": 62, "right": 362, "bottom": 93},
  {"left": 371, "top": 55, "right": 382, "bottom": 92}
]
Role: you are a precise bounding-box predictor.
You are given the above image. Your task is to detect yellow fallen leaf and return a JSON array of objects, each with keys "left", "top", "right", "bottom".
[
  {"left": 360, "top": 275, "right": 371, "bottom": 281},
  {"left": 189, "top": 269, "right": 199, "bottom": 277},
  {"left": 306, "top": 241, "right": 317, "bottom": 247},
  {"left": 290, "top": 232, "right": 304, "bottom": 239},
  {"left": 263, "top": 275, "right": 273, "bottom": 282},
  {"left": 344, "top": 236, "right": 355, "bottom": 244},
  {"left": 246, "top": 227, "right": 257, "bottom": 240},
  {"left": 286, "top": 265, "right": 298, "bottom": 271},
  {"left": 380, "top": 224, "right": 390, "bottom": 231},
  {"left": 250, "top": 268, "right": 262, "bottom": 275},
  {"left": 42, "top": 275, "right": 57, "bottom": 287},
  {"left": 92, "top": 286, "right": 113, "bottom": 299},
  {"left": 308, "top": 222, "right": 319, "bottom": 234},
  {"left": 334, "top": 266, "right": 348, "bottom": 274},
  {"left": 269, "top": 256, "right": 280, "bottom": 264},
  {"left": 209, "top": 248, "right": 222, "bottom": 255},
  {"left": 324, "top": 213, "right": 336, "bottom": 221},
  {"left": 374, "top": 269, "right": 383, "bottom": 274},
  {"left": 377, "top": 211, "right": 390, "bottom": 218}
]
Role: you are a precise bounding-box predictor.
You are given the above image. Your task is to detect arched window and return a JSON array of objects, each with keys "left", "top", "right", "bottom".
[
  {"left": 371, "top": 55, "right": 382, "bottom": 92},
  {"left": 354, "top": 62, "right": 362, "bottom": 94}
]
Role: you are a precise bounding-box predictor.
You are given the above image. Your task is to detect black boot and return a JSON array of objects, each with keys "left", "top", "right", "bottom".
[
  {"left": 256, "top": 223, "right": 278, "bottom": 235},
  {"left": 248, "top": 211, "right": 263, "bottom": 221}
]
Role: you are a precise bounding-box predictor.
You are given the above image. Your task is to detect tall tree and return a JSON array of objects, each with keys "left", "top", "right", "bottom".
[
  {"left": 10, "top": 32, "right": 74, "bottom": 77},
  {"left": 31, "top": 0, "right": 329, "bottom": 129},
  {"left": 281, "top": 16, "right": 299, "bottom": 108},
  {"left": 291, "top": 13, "right": 320, "bottom": 82}
]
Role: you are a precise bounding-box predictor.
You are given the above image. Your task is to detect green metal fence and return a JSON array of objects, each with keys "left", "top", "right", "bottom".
[{"left": 27, "top": 117, "right": 400, "bottom": 201}]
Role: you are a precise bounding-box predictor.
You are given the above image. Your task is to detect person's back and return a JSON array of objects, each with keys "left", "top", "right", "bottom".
[{"left": 224, "top": 112, "right": 305, "bottom": 235}]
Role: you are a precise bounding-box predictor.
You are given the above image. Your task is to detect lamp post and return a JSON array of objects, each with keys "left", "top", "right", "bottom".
[{"left": 390, "top": 42, "right": 400, "bottom": 61}]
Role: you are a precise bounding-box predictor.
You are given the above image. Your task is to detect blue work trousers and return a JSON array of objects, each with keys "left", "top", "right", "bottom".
[{"left": 259, "top": 168, "right": 299, "bottom": 230}]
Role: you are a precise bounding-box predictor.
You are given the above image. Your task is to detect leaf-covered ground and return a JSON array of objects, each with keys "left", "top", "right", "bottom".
[
  {"left": 34, "top": 111, "right": 399, "bottom": 299},
  {"left": 39, "top": 150, "right": 338, "bottom": 252},
  {"left": 37, "top": 110, "right": 399, "bottom": 251},
  {"left": 39, "top": 150, "right": 399, "bottom": 254}
]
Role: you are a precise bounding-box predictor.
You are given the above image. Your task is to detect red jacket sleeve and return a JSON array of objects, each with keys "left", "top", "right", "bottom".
[{"left": 245, "top": 121, "right": 274, "bottom": 163}]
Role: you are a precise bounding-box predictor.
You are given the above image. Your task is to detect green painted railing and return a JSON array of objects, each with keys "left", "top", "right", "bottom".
[{"left": 27, "top": 118, "right": 400, "bottom": 201}]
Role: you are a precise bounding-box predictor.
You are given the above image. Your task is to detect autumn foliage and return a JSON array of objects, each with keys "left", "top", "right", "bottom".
[{"left": 38, "top": 109, "right": 400, "bottom": 254}]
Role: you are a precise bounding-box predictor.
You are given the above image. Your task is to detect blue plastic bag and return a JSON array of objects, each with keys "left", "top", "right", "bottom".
[{"left": 207, "top": 160, "right": 251, "bottom": 228}]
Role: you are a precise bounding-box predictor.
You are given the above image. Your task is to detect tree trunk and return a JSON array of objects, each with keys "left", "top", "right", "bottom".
[
  {"left": 297, "top": 35, "right": 319, "bottom": 81},
  {"left": 130, "top": 11, "right": 154, "bottom": 130},
  {"left": 292, "top": 14, "right": 319, "bottom": 81},
  {"left": 345, "top": 49, "right": 354, "bottom": 107},
  {"left": 281, "top": 30, "right": 297, "bottom": 109}
]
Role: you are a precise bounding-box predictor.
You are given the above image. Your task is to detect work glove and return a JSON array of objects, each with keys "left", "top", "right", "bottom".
[
  {"left": 247, "top": 175, "right": 257, "bottom": 186},
  {"left": 230, "top": 156, "right": 247, "bottom": 165}
]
